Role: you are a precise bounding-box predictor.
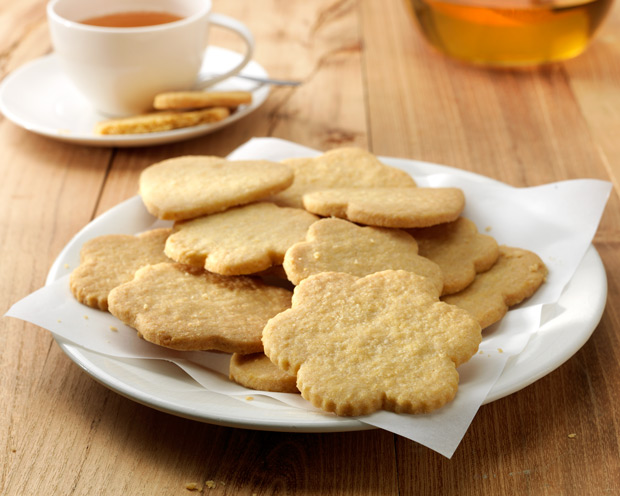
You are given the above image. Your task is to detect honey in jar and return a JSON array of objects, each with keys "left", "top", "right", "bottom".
[{"left": 406, "top": 0, "right": 614, "bottom": 66}]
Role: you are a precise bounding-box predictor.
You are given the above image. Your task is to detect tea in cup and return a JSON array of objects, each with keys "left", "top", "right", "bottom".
[
  {"left": 47, "top": 0, "right": 254, "bottom": 116},
  {"left": 405, "top": 0, "right": 614, "bottom": 66}
]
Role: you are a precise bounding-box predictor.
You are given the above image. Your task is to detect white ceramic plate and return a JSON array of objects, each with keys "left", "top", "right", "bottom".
[
  {"left": 45, "top": 158, "right": 607, "bottom": 432},
  {"left": 0, "top": 47, "right": 270, "bottom": 147}
]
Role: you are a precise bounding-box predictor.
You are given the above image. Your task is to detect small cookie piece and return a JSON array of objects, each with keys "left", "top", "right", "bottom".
[
  {"left": 269, "top": 148, "right": 417, "bottom": 209},
  {"left": 139, "top": 156, "right": 294, "bottom": 221},
  {"left": 69, "top": 228, "right": 172, "bottom": 311},
  {"left": 229, "top": 353, "right": 299, "bottom": 393},
  {"left": 442, "top": 246, "right": 547, "bottom": 329},
  {"left": 165, "top": 202, "right": 318, "bottom": 275},
  {"left": 303, "top": 187, "right": 465, "bottom": 228},
  {"left": 283, "top": 218, "right": 443, "bottom": 292},
  {"left": 153, "top": 90, "right": 252, "bottom": 110},
  {"left": 95, "top": 107, "right": 230, "bottom": 135},
  {"left": 108, "top": 262, "right": 292, "bottom": 353},
  {"left": 408, "top": 217, "right": 499, "bottom": 295},
  {"left": 263, "top": 270, "right": 481, "bottom": 416}
]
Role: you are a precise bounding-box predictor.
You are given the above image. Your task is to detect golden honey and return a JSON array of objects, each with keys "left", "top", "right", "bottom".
[{"left": 406, "top": 0, "right": 614, "bottom": 66}]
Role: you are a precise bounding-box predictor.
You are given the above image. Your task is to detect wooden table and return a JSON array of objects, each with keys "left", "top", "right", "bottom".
[{"left": 2, "top": 1, "right": 619, "bottom": 494}]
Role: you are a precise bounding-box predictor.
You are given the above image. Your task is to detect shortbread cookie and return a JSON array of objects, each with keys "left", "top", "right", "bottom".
[
  {"left": 153, "top": 90, "right": 252, "bottom": 110},
  {"left": 408, "top": 217, "right": 499, "bottom": 295},
  {"left": 229, "top": 353, "right": 299, "bottom": 393},
  {"left": 283, "top": 218, "right": 443, "bottom": 292},
  {"left": 263, "top": 270, "right": 481, "bottom": 416},
  {"left": 442, "top": 246, "right": 547, "bottom": 329},
  {"left": 303, "top": 187, "right": 465, "bottom": 228},
  {"left": 69, "top": 228, "right": 172, "bottom": 311},
  {"left": 108, "top": 262, "right": 292, "bottom": 353},
  {"left": 165, "top": 202, "right": 318, "bottom": 275},
  {"left": 139, "top": 156, "right": 294, "bottom": 221},
  {"left": 95, "top": 107, "right": 230, "bottom": 135},
  {"left": 269, "top": 148, "right": 417, "bottom": 208}
]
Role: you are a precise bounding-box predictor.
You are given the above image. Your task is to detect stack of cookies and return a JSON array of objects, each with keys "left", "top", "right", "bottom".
[
  {"left": 95, "top": 90, "right": 253, "bottom": 135},
  {"left": 69, "top": 148, "right": 547, "bottom": 417}
]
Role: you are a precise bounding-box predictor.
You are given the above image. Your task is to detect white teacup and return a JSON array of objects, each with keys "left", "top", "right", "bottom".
[{"left": 47, "top": 0, "right": 254, "bottom": 116}]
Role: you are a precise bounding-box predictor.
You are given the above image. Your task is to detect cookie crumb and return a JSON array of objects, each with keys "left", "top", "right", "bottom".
[
  {"left": 83, "top": 315, "right": 89, "bottom": 320},
  {"left": 205, "top": 480, "right": 216, "bottom": 489},
  {"left": 568, "top": 433, "right": 577, "bottom": 438},
  {"left": 64, "top": 263, "right": 70, "bottom": 269},
  {"left": 485, "top": 226, "right": 492, "bottom": 232},
  {"left": 185, "top": 482, "right": 201, "bottom": 491},
  {"left": 57, "top": 319, "right": 62, "bottom": 323},
  {"left": 245, "top": 396, "right": 254, "bottom": 401},
  {"left": 109, "top": 326, "right": 118, "bottom": 332},
  {"left": 497, "top": 348, "right": 503, "bottom": 353}
]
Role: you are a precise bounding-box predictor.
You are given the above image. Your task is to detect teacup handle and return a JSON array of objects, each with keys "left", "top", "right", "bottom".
[{"left": 194, "top": 13, "right": 255, "bottom": 88}]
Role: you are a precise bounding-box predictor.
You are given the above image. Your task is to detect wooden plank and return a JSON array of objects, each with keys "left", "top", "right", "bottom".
[
  {"left": 564, "top": 2, "right": 620, "bottom": 189},
  {"left": 0, "top": 4, "right": 113, "bottom": 493}
]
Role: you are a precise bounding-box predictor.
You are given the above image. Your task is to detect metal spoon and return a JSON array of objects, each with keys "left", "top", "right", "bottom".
[
  {"left": 208, "top": 73, "right": 302, "bottom": 86},
  {"left": 235, "top": 74, "right": 301, "bottom": 86}
]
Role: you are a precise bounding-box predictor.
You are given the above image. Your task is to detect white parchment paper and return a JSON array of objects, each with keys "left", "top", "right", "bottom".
[{"left": 6, "top": 138, "right": 612, "bottom": 458}]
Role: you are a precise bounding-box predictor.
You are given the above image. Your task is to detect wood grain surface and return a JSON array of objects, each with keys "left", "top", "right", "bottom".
[{"left": 1, "top": 0, "right": 619, "bottom": 494}]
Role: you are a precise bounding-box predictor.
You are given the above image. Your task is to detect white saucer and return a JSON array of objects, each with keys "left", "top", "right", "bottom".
[{"left": 0, "top": 47, "right": 270, "bottom": 147}]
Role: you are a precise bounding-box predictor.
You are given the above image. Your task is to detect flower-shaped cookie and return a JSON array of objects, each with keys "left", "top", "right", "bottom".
[
  {"left": 108, "top": 262, "right": 292, "bottom": 353},
  {"left": 139, "top": 156, "right": 294, "bottom": 220},
  {"left": 408, "top": 217, "right": 499, "bottom": 295},
  {"left": 269, "top": 148, "right": 417, "bottom": 209},
  {"left": 262, "top": 270, "right": 481, "bottom": 416},
  {"left": 302, "top": 187, "right": 465, "bottom": 228},
  {"left": 69, "top": 228, "right": 172, "bottom": 311},
  {"left": 442, "top": 246, "right": 547, "bottom": 329},
  {"left": 165, "top": 202, "right": 318, "bottom": 275},
  {"left": 283, "top": 218, "right": 443, "bottom": 292}
]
